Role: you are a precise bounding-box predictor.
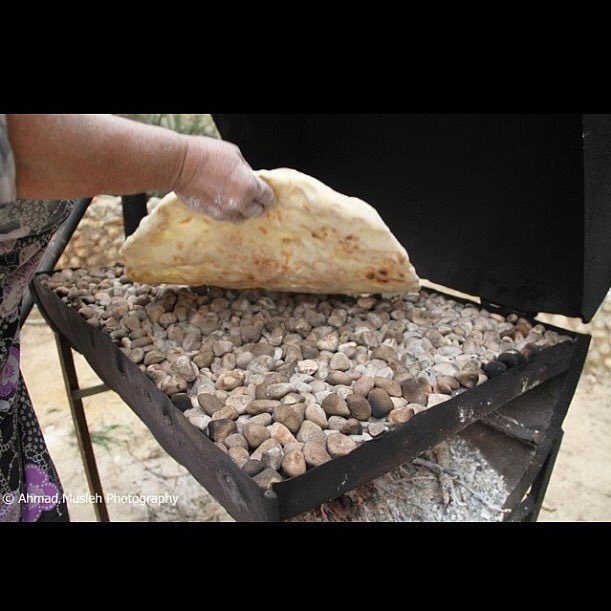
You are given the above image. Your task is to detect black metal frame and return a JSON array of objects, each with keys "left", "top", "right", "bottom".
[{"left": 31, "top": 269, "right": 590, "bottom": 522}]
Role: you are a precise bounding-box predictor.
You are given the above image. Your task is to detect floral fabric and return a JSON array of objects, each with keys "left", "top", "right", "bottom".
[
  {"left": 0, "top": 129, "right": 74, "bottom": 520},
  {"left": 0, "top": 115, "right": 16, "bottom": 206}
]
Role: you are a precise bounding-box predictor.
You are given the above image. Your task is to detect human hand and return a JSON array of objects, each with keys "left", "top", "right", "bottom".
[{"left": 175, "top": 136, "right": 275, "bottom": 223}]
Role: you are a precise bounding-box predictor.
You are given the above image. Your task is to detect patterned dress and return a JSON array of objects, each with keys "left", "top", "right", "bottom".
[{"left": 0, "top": 115, "right": 71, "bottom": 521}]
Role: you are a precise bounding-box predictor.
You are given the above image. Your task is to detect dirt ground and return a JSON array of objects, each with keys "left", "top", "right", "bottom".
[{"left": 20, "top": 309, "right": 610, "bottom": 522}]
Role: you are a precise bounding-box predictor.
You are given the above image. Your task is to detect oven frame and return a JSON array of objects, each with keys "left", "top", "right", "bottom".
[{"left": 31, "top": 269, "right": 590, "bottom": 522}]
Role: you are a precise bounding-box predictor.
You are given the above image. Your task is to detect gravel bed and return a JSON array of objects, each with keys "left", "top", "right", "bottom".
[{"left": 41, "top": 265, "right": 572, "bottom": 489}]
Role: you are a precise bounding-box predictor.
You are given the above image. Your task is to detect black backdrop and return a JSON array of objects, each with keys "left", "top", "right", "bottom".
[{"left": 214, "top": 115, "right": 611, "bottom": 322}]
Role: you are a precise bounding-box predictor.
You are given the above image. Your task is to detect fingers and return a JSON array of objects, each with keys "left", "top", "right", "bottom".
[
  {"left": 214, "top": 171, "right": 274, "bottom": 222},
  {"left": 230, "top": 175, "right": 274, "bottom": 221},
  {"left": 243, "top": 201, "right": 266, "bottom": 219},
  {"left": 177, "top": 146, "right": 276, "bottom": 224},
  {"left": 253, "top": 176, "right": 276, "bottom": 209},
  {"left": 222, "top": 207, "right": 246, "bottom": 224},
  {"left": 178, "top": 191, "right": 265, "bottom": 224}
]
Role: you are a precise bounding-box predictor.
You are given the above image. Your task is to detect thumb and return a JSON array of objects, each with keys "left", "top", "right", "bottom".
[{"left": 254, "top": 175, "right": 276, "bottom": 209}]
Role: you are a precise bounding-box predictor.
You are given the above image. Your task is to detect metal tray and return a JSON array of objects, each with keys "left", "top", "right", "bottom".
[{"left": 32, "top": 274, "right": 588, "bottom": 521}]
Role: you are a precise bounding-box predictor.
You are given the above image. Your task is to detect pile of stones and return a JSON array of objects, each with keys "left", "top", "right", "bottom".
[
  {"left": 56, "top": 196, "right": 125, "bottom": 270},
  {"left": 42, "top": 265, "right": 572, "bottom": 489}
]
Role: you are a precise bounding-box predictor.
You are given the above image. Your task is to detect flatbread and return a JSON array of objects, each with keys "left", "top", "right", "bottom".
[{"left": 120, "top": 168, "right": 420, "bottom": 294}]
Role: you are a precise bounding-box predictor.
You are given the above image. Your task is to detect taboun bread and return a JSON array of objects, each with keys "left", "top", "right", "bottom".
[{"left": 120, "top": 168, "right": 420, "bottom": 294}]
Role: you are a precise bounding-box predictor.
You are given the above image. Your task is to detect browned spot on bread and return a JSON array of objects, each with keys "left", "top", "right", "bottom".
[
  {"left": 258, "top": 227, "right": 268, "bottom": 235},
  {"left": 339, "top": 235, "right": 360, "bottom": 254},
  {"left": 366, "top": 271, "right": 375, "bottom": 280},
  {"left": 253, "top": 257, "right": 279, "bottom": 275},
  {"left": 179, "top": 217, "right": 192, "bottom": 225},
  {"left": 374, "top": 268, "right": 390, "bottom": 283},
  {"left": 312, "top": 227, "right": 333, "bottom": 240}
]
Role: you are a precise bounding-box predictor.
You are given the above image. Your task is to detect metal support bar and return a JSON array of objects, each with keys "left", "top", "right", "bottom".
[
  {"left": 19, "top": 198, "right": 92, "bottom": 328},
  {"left": 72, "top": 383, "right": 109, "bottom": 401},
  {"left": 480, "top": 412, "right": 541, "bottom": 445},
  {"left": 121, "top": 193, "right": 148, "bottom": 238},
  {"left": 54, "top": 332, "right": 109, "bottom": 522}
]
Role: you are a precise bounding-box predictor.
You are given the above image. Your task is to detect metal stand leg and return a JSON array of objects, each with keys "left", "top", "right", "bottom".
[
  {"left": 525, "top": 431, "right": 564, "bottom": 522},
  {"left": 122, "top": 193, "right": 148, "bottom": 238},
  {"left": 54, "top": 332, "right": 109, "bottom": 522},
  {"left": 506, "top": 430, "right": 565, "bottom": 522}
]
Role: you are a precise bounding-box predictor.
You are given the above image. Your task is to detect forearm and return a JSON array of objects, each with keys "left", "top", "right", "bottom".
[{"left": 6, "top": 114, "right": 188, "bottom": 199}]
